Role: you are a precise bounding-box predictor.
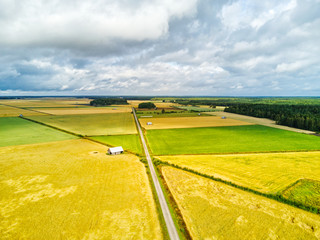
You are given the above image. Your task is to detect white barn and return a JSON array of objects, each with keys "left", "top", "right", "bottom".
[{"left": 108, "top": 146, "right": 124, "bottom": 155}]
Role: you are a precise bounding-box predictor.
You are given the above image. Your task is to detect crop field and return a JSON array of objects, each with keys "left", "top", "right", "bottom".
[
  {"left": 140, "top": 116, "right": 253, "bottom": 130},
  {"left": 174, "top": 106, "right": 218, "bottom": 112},
  {"left": 0, "top": 139, "right": 162, "bottom": 239},
  {"left": 146, "top": 125, "right": 320, "bottom": 155},
  {"left": 90, "top": 134, "right": 142, "bottom": 154},
  {"left": 162, "top": 166, "right": 320, "bottom": 240},
  {"left": 128, "top": 100, "right": 178, "bottom": 108},
  {"left": 282, "top": 179, "right": 320, "bottom": 209},
  {"left": 157, "top": 151, "right": 320, "bottom": 194},
  {"left": 0, "top": 105, "right": 46, "bottom": 117},
  {"left": 35, "top": 106, "right": 132, "bottom": 115},
  {"left": 28, "top": 113, "right": 137, "bottom": 136},
  {"left": 0, "top": 98, "right": 92, "bottom": 108},
  {"left": 0, "top": 117, "right": 77, "bottom": 147},
  {"left": 137, "top": 110, "right": 207, "bottom": 118}
]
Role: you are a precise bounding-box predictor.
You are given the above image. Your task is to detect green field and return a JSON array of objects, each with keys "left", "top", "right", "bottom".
[
  {"left": 282, "top": 179, "right": 320, "bottom": 209},
  {"left": 28, "top": 113, "right": 137, "bottom": 136},
  {"left": 90, "top": 134, "right": 142, "bottom": 154},
  {"left": 162, "top": 166, "right": 320, "bottom": 240},
  {"left": 157, "top": 152, "right": 320, "bottom": 194},
  {"left": 146, "top": 125, "right": 320, "bottom": 155},
  {"left": 137, "top": 111, "right": 209, "bottom": 118},
  {"left": 0, "top": 117, "right": 77, "bottom": 147},
  {"left": 174, "top": 106, "right": 218, "bottom": 112}
]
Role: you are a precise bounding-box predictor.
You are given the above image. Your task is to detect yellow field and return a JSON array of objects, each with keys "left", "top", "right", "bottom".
[
  {"left": 128, "top": 100, "right": 178, "bottom": 108},
  {"left": 140, "top": 116, "right": 254, "bottom": 130},
  {"left": 0, "top": 105, "right": 46, "bottom": 117},
  {"left": 0, "top": 98, "right": 92, "bottom": 108},
  {"left": 0, "top": 139, "right": 162, "bottom": 239},
  {"left": 157, "top": 152, "right": 320, "bottom": 193},
  {"left": 162, "top": 166, "right": 320, "bottom": 240},
  {"left": 36, "top": 106, "right": 132, "bottom": 115}
]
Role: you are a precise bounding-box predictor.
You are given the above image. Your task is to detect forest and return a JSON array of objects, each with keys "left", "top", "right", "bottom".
[{"left": 90, "top": 98, "right": 128, "bottom": 106}]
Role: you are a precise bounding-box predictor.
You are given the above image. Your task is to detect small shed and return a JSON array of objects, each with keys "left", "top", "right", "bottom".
[
  {"left": 221, "top": 116, "right": 227, "bottom": 119},
  {"left": 147, "top": 122, "right": 152, "bottom": 125},
  {"left": 108, "top": 146, "right": 124, "bottom": 155},
  {"left": 19, "top": 114, "right": 23, "bottom": 117}
]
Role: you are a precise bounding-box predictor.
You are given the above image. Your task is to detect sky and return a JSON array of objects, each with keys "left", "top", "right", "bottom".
[{"left": 0, "top": 0, "right": 319, "bottom": 96}]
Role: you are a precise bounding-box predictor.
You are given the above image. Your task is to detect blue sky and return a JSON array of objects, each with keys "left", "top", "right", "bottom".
[{"left": 0, "top": 0, "right": 319, "bottom": 96}]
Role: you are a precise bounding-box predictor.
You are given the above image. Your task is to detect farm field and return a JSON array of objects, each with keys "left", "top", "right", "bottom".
[
  {"left": 156, "top": 151, "right": 320, "bottom": 194},
  {"left": 0, "top": 98, "right": 91, "bottom": 108},
  {"left": 28, "top": 113, "right": 137, "bottom": 136},
  {"left": 140, "top": 116, "right": 253, "bottom": 130},
  {"left": 0, "top": 117, "right": 77, "bottom": 147},
  {"left": 282, "top": 179, "right": 320, "bottom": 209},
  {"left": 0, "top": 139, "right": 162, "bottom": 239},
  {"left": 90, "top": 134, "right": 142, "bottom": 154},
  {"left": 174, "top": 106, "right": 218, "bottom": 112},
  {"left": 162, "top": 166, "right": 320, "bottom": 240},
  {"left": 128, "top": 100, "right": 178, "bottom": 108},
  {"left": 137, "top": 110, "right": 207, "bottom": 118},
  {"left": 0, "top": 105, "right": 46, "bottom": 117},
  {"left": 35, "top": 106, "right": 132, "bottom": 115},
  {"left": 146, "top": 125, "right": 320, "bottom": 155}
]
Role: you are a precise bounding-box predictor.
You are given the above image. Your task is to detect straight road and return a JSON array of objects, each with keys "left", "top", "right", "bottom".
[{"left": 132, "top": 108, "right": 180, "bottom": 240}]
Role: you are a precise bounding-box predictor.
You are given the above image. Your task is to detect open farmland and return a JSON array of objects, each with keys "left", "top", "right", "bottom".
[
  {"left": 140, "top": 116, "right": 254, "bottom": 130},
  {"left": 0, "top": 139, "right": 162, "bottom": 239},
  {"left": 137, "top": 110, "right": 207, "bottom": 118},
  {"left": 157, "top": 151, "right": 320, "bottom": 194},
  {"left": 128, "top": 100, "right": 178, "bottom": 108},
  {"left": 146, "top": 125, "right": 320, "bottom": 155},
  {"left": 0, "top": 98, "right": 91, "bottom": 108},
  {"left": 162, "top": 166, "right": 320, "bottom": 240},
  {"left": 0, "top": 117, "right": 77, "bottom": 147},
  {"left": 0, "top": 105, "right": 46, "bottom": 117},
  {"left": 28, "top": 113, "right": 137, "bottom": 136},
  {"left": 35, "top": 106, "right": 132, "bottom": 115},
  {"left": 90, "top": 134, "right": 142, "bottom": 154}
]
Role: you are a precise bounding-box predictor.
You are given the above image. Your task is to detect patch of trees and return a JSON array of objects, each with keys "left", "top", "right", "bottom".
[
  {"left": 138, "top": 102, "right": 156, "bottom": 109},
  {"left": 225, "top": 104, "right": 320, "bottom": 132},
  {"left": 90, "top": 98, "right": 128, "bottom": 106}
]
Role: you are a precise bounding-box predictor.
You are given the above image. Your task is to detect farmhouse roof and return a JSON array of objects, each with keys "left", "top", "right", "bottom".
[{"left": 108, "top": 146, "right": 124, "bottom": 153}]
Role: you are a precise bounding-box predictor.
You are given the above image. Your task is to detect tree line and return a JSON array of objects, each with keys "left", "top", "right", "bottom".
[
  {"left": 225, "top": 104, "right": 320, "bottom": 132},
  {"left": 90, "top": 98, "right": 128, "bottom": 106}
]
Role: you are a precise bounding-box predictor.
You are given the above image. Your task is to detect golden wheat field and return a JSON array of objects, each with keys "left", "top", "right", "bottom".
[
  {"left": 162, "top": 166, "right": 320, "bottom": 240},
  {"left": 127, "top": 100, "right": 178, "bottom": 108},
  {"left": 0, "top": 98, "right": 91, "bottom": 108},
  {"left": 157, "top": 152, "right": 320, "bottom": 193},
  {"left": 0, "top": 105, "right": 46, "bottom": 117},
  {"left": 36, "top": 106, "right": 132, "bottom": 115},
  {"left": 139, "top": 116, "right": 254, "bottom": 130},
  {"left": 0, "top": 139, "right": 162, "bottom": 239}
]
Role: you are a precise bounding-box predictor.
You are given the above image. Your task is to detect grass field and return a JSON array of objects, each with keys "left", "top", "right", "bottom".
[
  {"left": 157, "top": 152, "right": 320, "bottom": 194},
  {"left": 140, "top": 116, "right": 253, "bottom": 130},
  {"left": 162, "top": 166, "right": 320, "bottom": 240},
  {"left": 137, "top": 111, "right": 207, "bottom": 118},
  {"left": 90, "top": 135, "right": 142, "bottom": 154},
  {"left": 0, "top": 105, "right": 46, "bottom": 117},
  {"left": 0, "top": 117, "right": 77, "bottom": 147},
  {"left": 0, "top": 139, "right": 162, "bottom": 239},
  {"left": 174, "top": 106, "right": 218, "bottom": 112},
  {"left": 282, "top": 179, "right": 320, "bottom": 209},
  {"left": 28, "top": 113, "right": 137, "bottom": 136},
  {"left": 146, "top": 125, "right": 320, "bottom": 155},
  {"left": 36, "top": 107, "right": 132, "bottom": 115}
]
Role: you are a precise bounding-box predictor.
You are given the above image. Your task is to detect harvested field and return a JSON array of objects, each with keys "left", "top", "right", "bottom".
[
  {"left": 146, "top": 125, "right": 320, "bottom": 155},
  {"left": 140, "top": 116, "right": 253, "bottom": 130},
  {"left": 0, "top": 98, "right": 91, "bottom": 108},
  {"left": 28, "top": 113, "right": 137, "bottom": 136},
  {"left": 36, "top": 106, "right": 132, "bottom": 115},
  {"left": 128, "top": 100, "right": 178, "bottom": 108},
  {"left": 157, "top": 151, "right": 320, "bottom": 194},
  {"left": 0, "top": 117, "right": 76, "bottom": 147},
  {"left": 0, "top": 139, "right": 162, "bottom": 239},
  {"left": 0, "top": 105, "right": 46, "bottom": 117},
  {"left": 207, "top": 111, "right": 315, "bottom": 134},
  {"left": 162, "top": 166, "right": 320, "bottom": 240},
  {"left": 90, "top": 134, "right": 142, "bottom": 154}
]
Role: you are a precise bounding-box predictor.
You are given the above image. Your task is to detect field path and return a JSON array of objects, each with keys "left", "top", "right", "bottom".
[
  {"left": 207, "top": 111, "right": 315, "bottom": 134},
  {"left": 133, "top": 108, "right": 180, "bottom": 240}
]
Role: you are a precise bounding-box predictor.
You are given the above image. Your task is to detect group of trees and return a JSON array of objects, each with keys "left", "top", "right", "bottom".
[
  {"left": 90, "top": 98, "right": 128, "bottom": 106},
  {"left": 138, "top": 102, "right": 156, "bottom": 109},
  {"left": 225, "top": 104, "right": 320, "bottom": 132}
]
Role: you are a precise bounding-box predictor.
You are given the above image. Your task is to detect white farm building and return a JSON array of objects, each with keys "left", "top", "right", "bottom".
[
  {"left": 108, "top": 146, "right": 124, "bottom": 155},
  {"left": 147, "top": 122, "right": 152, "bottom": 125}
]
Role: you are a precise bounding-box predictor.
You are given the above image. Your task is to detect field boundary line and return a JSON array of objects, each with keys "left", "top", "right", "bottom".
[
  {"left": 133, "top": 108, "right": 180, "bottom": 240},
  {"left": 154, "top": 159, "right": 320, "bottom": 215},
  {"left": 0, "top": 103, "right": 53, "bottom": 115}
]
